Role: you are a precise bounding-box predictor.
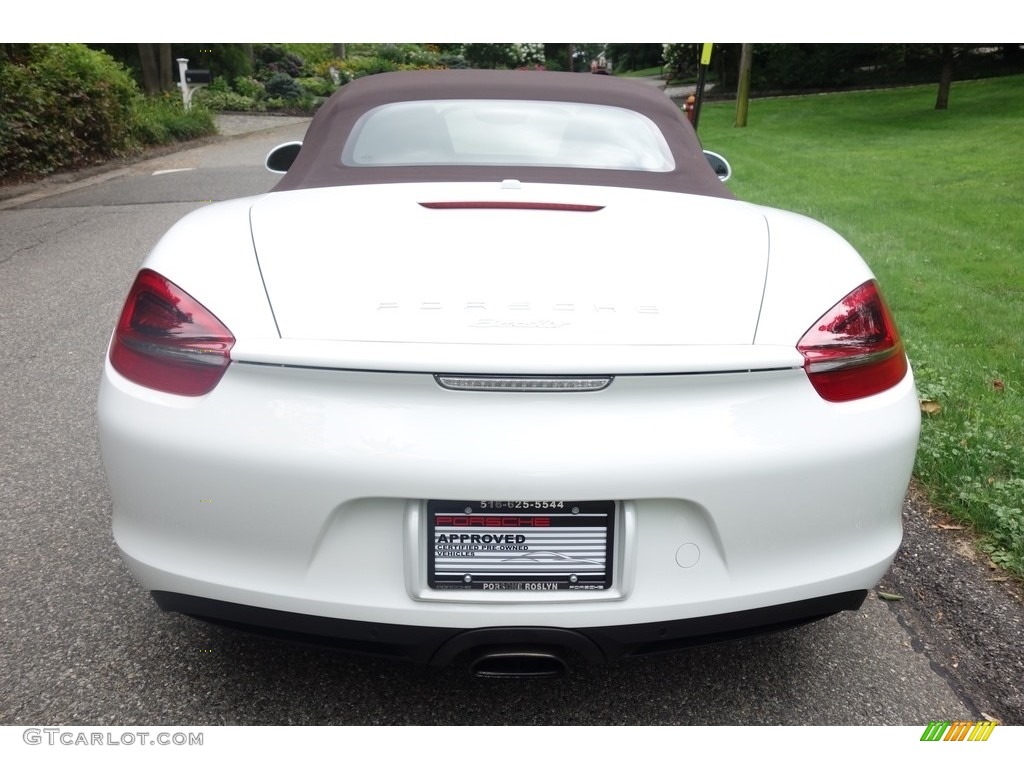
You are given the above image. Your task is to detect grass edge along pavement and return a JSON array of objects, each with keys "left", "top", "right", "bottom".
[{"left": 696, "top": 75, "right": 1024, "bottom": 578}]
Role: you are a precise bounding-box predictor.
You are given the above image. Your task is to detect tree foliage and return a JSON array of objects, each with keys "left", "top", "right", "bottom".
[
  {"left": 604, "top": 44, "right": 663, "bottom": 72},
  {"left": 461, "top": 44, "right": 545, "bottom": 69},
  {"left": 89, "top": 43, "right": 254, "bottom": 92},
  {"left": 693, "top": 43, "right": 1024, "bottom": 93}
]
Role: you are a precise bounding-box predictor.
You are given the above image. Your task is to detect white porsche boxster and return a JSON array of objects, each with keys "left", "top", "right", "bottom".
[{"left": 98, "top": 70, "right": 920, "bottom": 676}]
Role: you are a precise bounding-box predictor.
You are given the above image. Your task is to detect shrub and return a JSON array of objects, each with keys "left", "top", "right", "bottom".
[
  {"left": 345, "top": 57, "right": 401, "bottom": 78},
  {"left": 193, "top": 88, "right": 263, "bottom": 112},
  {"left": 313, "top": 59, "right": 355, "bottom": 85},
  {"left": 662, "top": 44, "right": 698, "bottom": 81},
  {"left": 459, "top": 43, "right": 544, "bottom": 70},
  {"left": 0, "top": 44, "right": 219, "bottom": 182},
  {"left": 264, "top": 72, "right": 302, "bottom": 101},
  {"left": 511, "top": 44, "right": 545, "bottom": 67},
  {"left": 278, "top": 44, "right": 333, "bottom": 69},
  {"left": 131, "top": 95, "right": 216, "bottom": 145},
  {"left": 232, "top": 75, "right": 265, "bottom": 100},
  {"left": 255, "top": 45, "right": 305, "bottom": 78},
  {"left": 1, "top": 43, "right": 139, "bottom": 179},
  {"left": 295, "top": 76, "right": 334, "bottom": 98},
  {"left": 373, "top": 44, "right": 408, "bottom": 64},
  {"left": 190, "top": 74, "right": 269, "bottom": 112},
  {"left": 437, "top": 54, "right": 468, "bottom": 70},
  {"left": 405, "top": 45, "right": 443, "bottom": 68},
  {"left": 462, "top": 44, "right": 517, "bottom": 69}
]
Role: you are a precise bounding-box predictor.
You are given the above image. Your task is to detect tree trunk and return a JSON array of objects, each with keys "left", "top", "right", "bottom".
[
  {"left": 935, "top": 44, "right": 954, "bottom": 110},
  {"left": 333, "top": 43, "right": 346, "bottom": 60},
  {"left": 158, "top": 43, "right": 174, "bottom": 92},
  {"left": 735, "top": 44, "right": 753, "bottom": 128},
  {"left": 138, "top": 43, "right": 160, "bottom": 96}
]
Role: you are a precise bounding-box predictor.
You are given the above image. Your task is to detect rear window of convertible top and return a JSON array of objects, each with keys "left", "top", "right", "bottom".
[{"left": 340, "top": 100, "right": 676, "bottom": 173}]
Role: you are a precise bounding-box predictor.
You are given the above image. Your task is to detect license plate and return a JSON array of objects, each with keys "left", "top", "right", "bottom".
[{"left": 427, "top": 500, "right": 614, "bottom": 591}]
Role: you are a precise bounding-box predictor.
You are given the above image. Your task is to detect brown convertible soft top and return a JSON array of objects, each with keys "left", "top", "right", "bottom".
[{"left": 272, "top": 69, "right": 734, "bottom": 200}]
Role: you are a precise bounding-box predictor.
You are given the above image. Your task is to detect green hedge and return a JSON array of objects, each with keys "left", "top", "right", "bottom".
[
  {"left": 1, "top": 44, "right": 139, "bottom": 178},
  {"left": 1, "top": 44, "right": 216, "bottom": 182},
  {"left": 130, "top": 94, "right": 216, "bottom": 145}
]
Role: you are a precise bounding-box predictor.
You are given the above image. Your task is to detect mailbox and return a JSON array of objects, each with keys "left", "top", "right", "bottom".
[
  {"left": 174, "top": 58, "right": 209, "bottom": 110},
  {"left": 183, "top": 69, "right": 211, "bottom": 85}
]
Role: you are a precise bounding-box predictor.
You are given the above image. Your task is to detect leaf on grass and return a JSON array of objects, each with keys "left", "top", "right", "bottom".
[
  {"left": 877, "top": 591, "right": 904, "bottom": 601},
  {"left": 992, "top": 379, "right": 1004, "bottom": 391},
  {"left": 920, "top": 399, "right": 942, "bottom": 415}
]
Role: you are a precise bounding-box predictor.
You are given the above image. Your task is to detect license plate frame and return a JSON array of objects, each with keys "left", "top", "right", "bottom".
[{"left": 427, "top": 500, "right": 615, "bottom": 591}]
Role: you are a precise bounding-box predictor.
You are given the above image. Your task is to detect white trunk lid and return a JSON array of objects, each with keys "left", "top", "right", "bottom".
[{"left": 249, "top": 182, "right": 769, "bottom": 348}]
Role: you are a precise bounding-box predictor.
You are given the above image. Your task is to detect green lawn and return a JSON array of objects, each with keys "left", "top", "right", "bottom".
[
  {"left": 697, "top": 76, "right": 1024, "bottom": 575},
  {"left": 618, "top": 66, "right": 664, "bottom": 78}
]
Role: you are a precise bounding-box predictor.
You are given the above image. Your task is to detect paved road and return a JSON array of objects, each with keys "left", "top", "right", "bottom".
[{"left": 0, "top": 119, "right": 1020, "bottom": 726}]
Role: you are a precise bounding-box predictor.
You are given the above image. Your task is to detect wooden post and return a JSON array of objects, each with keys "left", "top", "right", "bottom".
[{"left": 735, "top": 43, "right": 753, "bottom": 128}]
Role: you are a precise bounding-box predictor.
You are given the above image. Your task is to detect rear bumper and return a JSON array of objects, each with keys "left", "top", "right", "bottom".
[
  {"left": 101, "top": 361, "right": 918, "bottom": 639},
  {"left": 153, "top": 589, "right": 867, "bottom": 665}
]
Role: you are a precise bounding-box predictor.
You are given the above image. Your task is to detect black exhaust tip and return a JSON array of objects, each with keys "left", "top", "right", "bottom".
[{"left": 469, "top": 649, "right": 569, "bottom": 679}]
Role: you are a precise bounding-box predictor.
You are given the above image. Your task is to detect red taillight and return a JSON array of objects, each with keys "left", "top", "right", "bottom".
[
  {"left": 797, "top": 280, "right": 908, "bottom": 402},
  {"left": 109, "top": 269, "right": 234, "bottom": 396}
]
